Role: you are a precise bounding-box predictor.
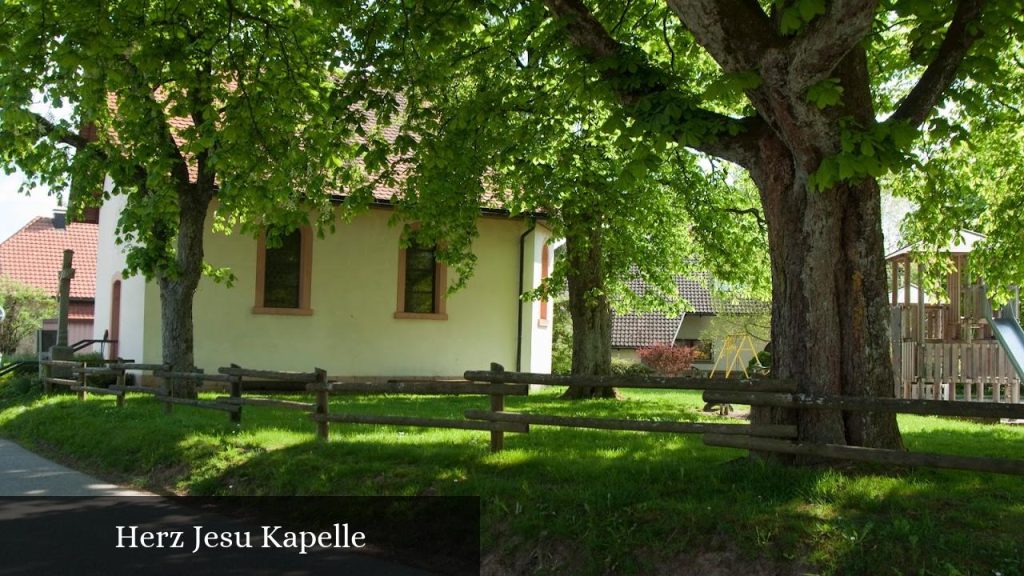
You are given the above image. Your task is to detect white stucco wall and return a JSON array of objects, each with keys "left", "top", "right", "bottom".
[
  {"left": 92, "top": 185, "right": 148, "bottom": 363},
  {"left": 93, "top": 199, "right": 549, "bottom": 377},
  {"left": 519, "top": 226, "right": 554, "bottom": 374},
  {"left": 679, "top": 316, "right": 767, "bottom": 374}
]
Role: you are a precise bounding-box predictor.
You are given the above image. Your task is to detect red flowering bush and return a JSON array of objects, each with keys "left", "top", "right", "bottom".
[{"left": 637, "top": 343, "right": 698, "bottom": 376}]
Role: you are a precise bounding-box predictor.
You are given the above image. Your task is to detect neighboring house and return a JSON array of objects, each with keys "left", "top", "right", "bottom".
[
  {"left": 0, "top": 210, "right": 98, "bottom": 353},
  {"left": 611, "top": 275, "right": 768, "bottom": 372},
  {"left": 93, "top": 191, "right": 555, "bottom": 379}
]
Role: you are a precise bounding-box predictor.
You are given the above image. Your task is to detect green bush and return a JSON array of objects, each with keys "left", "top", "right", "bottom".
[
  {"left": 73, "top": 352, "right": 118, "bottom": 387},
  {"left": 551, "top": 299, "right": 572, "bottom": 374},
  {"left": 0, "top": 277, "right": 56, "bottom": 355},
  {"left": 748, "top": 350, "right": 771, "bottom": 375},
  {"left": 611, "top": 358, "right": 654, "bottom": 376},
  {"left": 0, "top": 372, "right": 41, "bottom": 403}
]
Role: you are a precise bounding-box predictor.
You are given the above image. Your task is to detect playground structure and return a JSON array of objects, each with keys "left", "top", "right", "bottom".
[
  {"left": 709, "top": 334, "right": 764, "bottom": 378},
  {"left": 888, "top": 231, "right": 1023, "bottom": 403}
]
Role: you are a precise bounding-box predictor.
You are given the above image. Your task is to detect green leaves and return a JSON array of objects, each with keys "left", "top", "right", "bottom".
[
  {"left": 805, "top": 78, "right": 844, "bottom": 109},
  {"left": 808, "top": 121, "right": 920, "bottom": 191},
  {"left": 0, "top": 0, "right": 366, "bottom": 283},
  {"left": 780, "top": 0, "right": 827, "bottom": 35},
  {"left": 0, "top": 277, "right": 57, "bottom": 355},
  {"left": 703, "top": 70, "right": 763, "bottom": 102}
]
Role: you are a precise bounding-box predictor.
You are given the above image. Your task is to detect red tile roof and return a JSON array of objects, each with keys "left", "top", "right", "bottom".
[
  {"left": 106, "top": 93, "right": 498, "bottom": 207},
  {"left": 0, "top": 216, "right": 98, "bottom": 300}
]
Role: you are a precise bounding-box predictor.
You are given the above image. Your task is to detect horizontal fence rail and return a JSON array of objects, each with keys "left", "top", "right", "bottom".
[
  {"left": 704, "top": 434, "right": 1024, "bottom": 476},
  {"left": 35, "top": 359, "right": 1023, "bottom": 475},
  {"left": 703, "top": 391, "right": 1024, "bottom": 420},
  {"left": 458, "top": 366, "right": 799, "bottom": 452},
  {"left": 314, "top": 380, "right": 530, "bottom": 396},
  {"left": 463, "top": 410, "right": 798, "bottom": 439},
  {"left": 464, "top": 370, "right": 797, "bottom": 392},
  {"left": 310, "top": 412, "right": 529, "bottom": 433}
]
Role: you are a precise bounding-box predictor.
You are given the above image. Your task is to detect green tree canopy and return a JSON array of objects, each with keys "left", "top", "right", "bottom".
[
  {"left": 0, "top": 1, "right": 377, "bottom": 387},
  {"left": 342, "top": 0, "right": 1024, "bottom": 449},
  {"left": 888, "top": 57, "right": 1024, "bottom": 303}
]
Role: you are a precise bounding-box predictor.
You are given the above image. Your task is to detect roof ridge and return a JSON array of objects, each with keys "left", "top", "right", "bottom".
[{"left": 0, "top": 215, "right": 46, "bottom": 247}]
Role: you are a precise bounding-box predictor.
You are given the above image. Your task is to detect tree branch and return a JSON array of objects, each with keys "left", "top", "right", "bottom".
[
  {"left": 665, "top": 0, "right": 778, "bottom": 73},
  {"left": 787, "top": 0, "right": 878, "bottom": 92},
  {"left": 112, "top": 54, "right": 193, "bottom": 190},
  {"left": 31, "top": 113, "right": 92, "bottom": 149},
  {"left": 540, "top": 0, "right": 762, "bottom": 168},
  {"left": 723, "top": 206, "right": 766, "bottom": 232},
  {"left": 887, "top": 0, "right": 986, "bottom": 128}
]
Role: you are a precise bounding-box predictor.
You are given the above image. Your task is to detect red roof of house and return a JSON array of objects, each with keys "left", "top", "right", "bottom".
[
  {"left": 0, "top": 216, "right": 98, "bottom": 300},
  {"left": 105, "top": 93, "right": 497, "bottom": 207}
]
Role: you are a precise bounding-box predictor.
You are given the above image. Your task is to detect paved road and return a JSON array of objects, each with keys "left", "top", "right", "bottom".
[
  {"left": 0, "top": 439, "right": 443, "bottom": 575},
  {"left": 0, "top": 438, "right": 150, "bottom": 496}
]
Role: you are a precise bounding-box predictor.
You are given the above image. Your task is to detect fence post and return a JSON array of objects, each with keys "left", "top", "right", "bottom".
[
  {"left": 77, "top": 362, "right": 87, "bottom": 401},
  {"left": 115, "top": 368, "right": 125, "bottom": 408},
  {"left": 314, "top": 368, "right": 329, "bottom": 441},
  {"left": 161, "top": 372, "right": 173, "bottom": 414},
  {"left": 489, "top": 362, "right": 505, "bottom": 453},
  {"left": 43, "top": 362, "right": 52, "bottom": 394},
  {"left": 229, "top": 375, "right": 242, "bottom": 424}
]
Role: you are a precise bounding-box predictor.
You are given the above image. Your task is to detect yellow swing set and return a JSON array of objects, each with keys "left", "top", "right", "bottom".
[{"left": 708, "top": 334, "right": 764, "bottom": 378}]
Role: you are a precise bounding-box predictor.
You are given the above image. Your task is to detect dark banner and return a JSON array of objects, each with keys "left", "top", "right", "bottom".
[{"left": 0, "top": 496, "right": 479, "bottom": 576}]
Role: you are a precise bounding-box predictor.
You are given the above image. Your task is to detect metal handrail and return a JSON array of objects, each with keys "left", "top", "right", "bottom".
[{"left": 70, "top": 338, "right": 117, "bottom": 353}]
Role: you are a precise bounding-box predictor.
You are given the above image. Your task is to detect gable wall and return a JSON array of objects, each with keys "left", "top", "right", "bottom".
[{"left": 93, "top": 183, "right": 149, "bottom": 364}]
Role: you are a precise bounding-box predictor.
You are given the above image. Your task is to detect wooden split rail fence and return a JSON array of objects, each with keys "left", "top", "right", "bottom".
[
  {"left": 41, "top": 360, "right": 167, "bottom": 406},
  {"left": 40, "top": 360, "right": 1024, "bottom": 475},
  {"left": 306, "top": 364, "right": 530, "bottom": 447},
  {"left": 41, "top": 360, "right": 326, "bottom": 425},
  {"left": 700, "top": 389, "right": 1024, "bottom": 476}
]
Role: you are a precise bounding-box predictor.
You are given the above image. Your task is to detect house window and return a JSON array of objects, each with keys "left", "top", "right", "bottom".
[
  {"left": 395, "top": 238, "right": 447, "bottom": 320},
  {"left": 254, "top": 228, "right": 312, "bottom": 315},
  {"left": 676, "top": 339, "right": 713, "bottom": 361}
]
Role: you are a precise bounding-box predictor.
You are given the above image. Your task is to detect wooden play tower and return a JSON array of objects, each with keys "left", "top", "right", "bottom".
[{"left": 888, "top": 231, "right": 1023, "bottom": 403}]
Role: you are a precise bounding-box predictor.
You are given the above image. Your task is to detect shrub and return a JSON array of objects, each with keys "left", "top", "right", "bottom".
[
  {"left": 0, "top": 276, "right": 56, "bottom": 355},
  {"left": 72, "top": 352, "right": 118, "bottom": 387},
  {"left": 551, "top": 299, "right": 573, "bottom": 375},
  {"left": 0, "top": 372, "right": 41, "bottom": 402},
  {"left": 748, "top": 350, "right": 772, "bottom": 375},
  {"left": 637, "top": 343, "right": 698, "bottom": 376},
  {"left": 611, "top": 358, "right": 654, "bottom": 376}
]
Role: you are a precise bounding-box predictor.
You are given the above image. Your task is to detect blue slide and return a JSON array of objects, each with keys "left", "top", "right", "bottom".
[{"left": 988, "top": 316, "right": 1024, "bottom": 382}]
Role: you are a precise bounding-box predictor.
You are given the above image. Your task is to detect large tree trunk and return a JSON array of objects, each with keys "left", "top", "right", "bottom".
[
  {"left": 158, "top": 190, "right": 211, "bottom": 399},
  {"left": 561, "top": 228, "right": 617, "bottom": 400},
  {"left": 748, "top": 51, "right": 903, "bottom": 453}
]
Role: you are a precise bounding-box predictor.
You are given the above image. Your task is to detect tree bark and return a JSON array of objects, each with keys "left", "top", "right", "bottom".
[
  {"left": 561, "top": 226, "right": 617, "bottom": 400},
  {"left": 158, "top": 189, "right": 211, "bottom": 399},
  {"left": 747, "top": 50, "right": 904, "bottom": 454}
]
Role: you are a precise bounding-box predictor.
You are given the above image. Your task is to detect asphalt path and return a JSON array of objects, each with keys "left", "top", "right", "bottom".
[
  {"left": 0, "top": 438, "right": 439, "bottom": 575},
  {"left": 0, "top": 438, "right": 150, "bottom": 496}
]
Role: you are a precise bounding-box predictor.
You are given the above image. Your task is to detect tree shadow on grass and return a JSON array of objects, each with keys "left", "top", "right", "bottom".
[
  {"left": 5, "top": 396, "right": 1024, "bottom": 575},
  {"left": 0, "top": 395, "right": 254, "bottom": 490},
  {"left": 199, "top": 422, "right": 1024, "bottom": 575}
]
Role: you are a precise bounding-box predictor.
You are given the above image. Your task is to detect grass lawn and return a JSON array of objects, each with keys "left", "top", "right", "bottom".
[{"left": 1, "top": 378, "right": 1022, "bottom": 575}]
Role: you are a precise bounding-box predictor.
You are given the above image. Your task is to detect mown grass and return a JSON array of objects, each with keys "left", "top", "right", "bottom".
[{"left": 1, "top": 376, "right": 1022, "bottom": 575}]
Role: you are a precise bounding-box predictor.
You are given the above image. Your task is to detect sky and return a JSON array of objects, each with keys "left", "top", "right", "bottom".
[{"left": 0, "top": 171, "right": 62, "bottom": 244}]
